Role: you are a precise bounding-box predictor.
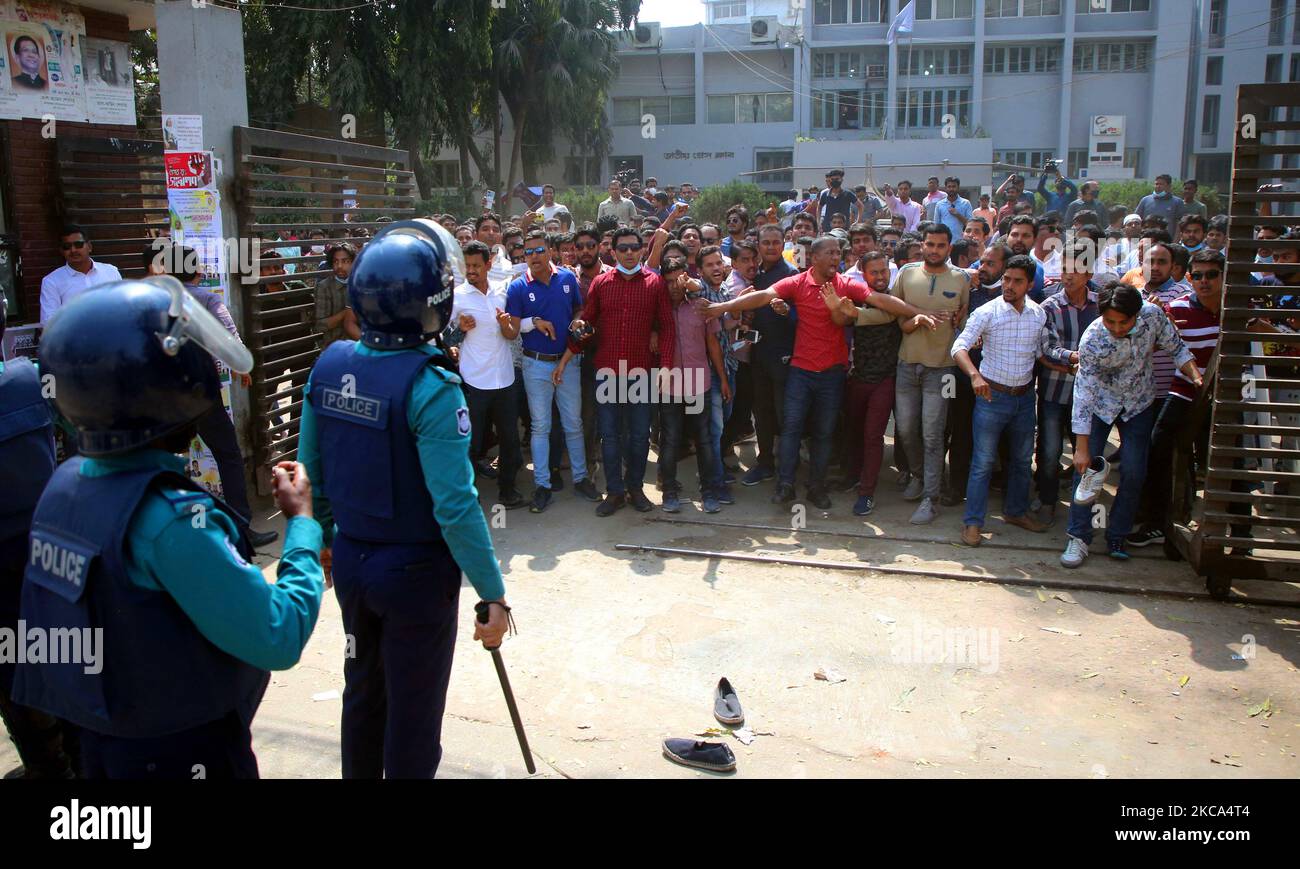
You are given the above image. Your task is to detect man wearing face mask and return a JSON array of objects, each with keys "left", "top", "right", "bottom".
[
  {"left": 1135, "top": 174, "right": 1186, "bottom": 227},
  {"left": 555, "top": 227, "right": 675, "bottom": 517},
  {"left": 808, "top": 169, "right": 854, "bottom": 230}
]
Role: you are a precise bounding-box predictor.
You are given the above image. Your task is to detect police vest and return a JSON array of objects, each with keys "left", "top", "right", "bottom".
[
  {"left": 308, "top": 341, "right": 443, "bottom": 544},
  {"left": 0, "top": 358, "right": 56, "bottom": 544},
  {"left": 11, "top": 458, "right": 270, "bottom": 738}
]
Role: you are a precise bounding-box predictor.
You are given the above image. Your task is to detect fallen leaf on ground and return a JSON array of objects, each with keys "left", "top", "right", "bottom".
[
  {"left": 1247, "top": 698, "right": 1272, "bottom": 718},
  {"left": 1179, "top": 675, "right": 1190, "bottom": 688},
  {"left": 1210, "top": 756, "right": 1243, "bottom": 768},
  {"left": 1051, "top": 593, "right": 1078, "bottom": 605},
  {"left": 311, "top": 690, "right": 340, "bottom": 702},
  {"left": 1036, "top": 589, "right": 1048, "bottom": 602},
  {"left": 1041, "top": 626, "right": 1082, "bottom": 636},
  {"left": 695, "top": 727, "right": 726, "bottom": 737},
  {"left": 576, "top": 724, "right": 592, "bottom": 730},
  {"left": 732, "top": 727, "right": 755, "bottom": 746},
  {"left": 1008, "top": 633, "right": 1027, "bottom": 643},
  {"left": 815, "top": 667, "right": 847, "bottom": 683},
  {"left": 874, "top": 613, "right": 897, "bottom": 626},
  {"left": 890, "top": 686, "right": 917, "bottom": 712},
  {"left": 1080, "top": 672, "right": 1100, "bottom": 680},
  {"left": 915, "top": 758, "right": 939, "bottom": 767}
]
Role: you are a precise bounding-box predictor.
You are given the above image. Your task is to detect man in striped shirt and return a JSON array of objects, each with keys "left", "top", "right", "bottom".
[
  {"left": 1129, "top": 249, "right": 1252, "bottom": 548},
  {"left": 1035, "top": 241, "right": 1100, "bottom": 526}
]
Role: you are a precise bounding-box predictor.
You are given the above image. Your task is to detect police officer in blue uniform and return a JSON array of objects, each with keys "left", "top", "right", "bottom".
[
  {"left": 0, "top": 296, "right": 77, "bottom": 778},
  {"left": 299, "top": 219, "right": 513, "bottom": 779},
  {"left": 11, "top": 277, "right": 325, "bottom": 779}
]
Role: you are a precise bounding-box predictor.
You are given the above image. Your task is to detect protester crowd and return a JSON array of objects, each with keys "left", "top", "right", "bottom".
[{"left": 31, "top": 166, "right": 1290, "bottom": 571}]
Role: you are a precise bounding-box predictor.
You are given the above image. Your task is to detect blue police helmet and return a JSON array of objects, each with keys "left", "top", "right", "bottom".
[
  {"left": 348, "top": 219, "right": 465, "bottom": 350},
  {"left": 40, "top": 277, "right": 253, "bottom": 456}
]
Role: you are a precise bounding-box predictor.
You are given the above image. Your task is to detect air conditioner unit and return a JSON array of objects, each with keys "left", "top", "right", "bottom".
[
  {"left": 750, "top": 16, "right": 778, "bottom": 44},
  {"left": 865, "top": 64, "right": 886, "bottom": 78},
  {"left": 632, "top": 21, "right": 661, "bottom": 49}
]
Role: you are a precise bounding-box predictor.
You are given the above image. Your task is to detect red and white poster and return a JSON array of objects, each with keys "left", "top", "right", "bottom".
[{"left": 164, "top": 150, "right": 216, "bottom": 192}]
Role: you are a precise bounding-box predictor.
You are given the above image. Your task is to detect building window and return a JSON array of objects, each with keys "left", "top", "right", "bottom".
[
  {"left": 898, "top": 88, "right": 971, "bottom": 129},
  {"left": 1271, "top": 0, "right": 1287, "bottom": 45},
  {"left": 1202, "top": 94, "right": 1220, "bottom": 149},
  {"left": 915, "top": 0, "right": 975, "bottom": 19},
  {"left": 1075, "top": 0, "right": 1150, "bottom": 11},
  {"left": 712, "top": 1, "right": 747, "bottom": 20},
  {"left": 755, "top": 150, "right": 794, "bottom": 187},
  {"left": 708, "top": 92, "right": 794, "bottom": 124},
  {"left": 1205, "top": 56, "right": 1223, "bottom": 85},
  {"left": 813, "top": 0, "right": 888, "bottom": 24},
  {"left": 1067, "top": 149, "right": 1088, "bottom": 178},
  {"left": 898, "top": 47, "right": 973, "bottom": 76},
  {"left": 1293, "top": 0, "right": 1300, "bottom": 44},
  {"left": 987, "top": 0, "right": 1061, "bottom": 14},
  {"left": 1291, "top": 53, "right": 1300, "bottom": 80},
  {"left": 563, "top": 156, "right": 602, "bottom": 187},
  {"left": 609, "top": 156, "right": 643, "bottom": 182},
  {"left": 1267, "top": 53, "right": 1284, "bottom": 81},
  {"left": 1073, "top": 41, "right": 1151, "bottom": 73},
  {"left": 1208, "top": 0, "right": 1227, "bottom": 49},
  {"left": 995, "top": 150, "right": 1057, "bottom": 172},
  {"left": 812, "top": 90, "right": 886, "bottom": 129},
  {"left": 984, "top": 44, "right": 1060, "bottom": 74},
  {"left": 813, "top": 50, "right": 864, "bottom": 78},
  {"left": 429, "top": 161, "right": 460, "bottom": 188},
  {"left": 612, "top": 96, "right": 694, "bottom": 126}
]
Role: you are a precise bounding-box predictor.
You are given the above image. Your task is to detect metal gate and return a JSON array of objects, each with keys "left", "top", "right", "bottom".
[
  {"left": 233, "top": 126, "right": 415, "bottom": 484},
  {"left": 1168, "top": 84, "right": 1300, "bottom": 597},
  {"left": 55, "top": 134, "right": 167, "bottom": 279}
]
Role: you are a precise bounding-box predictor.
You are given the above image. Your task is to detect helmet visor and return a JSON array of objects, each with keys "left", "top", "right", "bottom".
[{"left": 145, "top": 275, "right": 254, "bottom": 374}]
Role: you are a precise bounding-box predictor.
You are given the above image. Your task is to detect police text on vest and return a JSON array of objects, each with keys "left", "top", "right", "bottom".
[
  {"left": 30, "top": 537, "right": 89, "bottom": 586},
  {"left": 50, "top": 800, "right": 151, "bottom": 850}
]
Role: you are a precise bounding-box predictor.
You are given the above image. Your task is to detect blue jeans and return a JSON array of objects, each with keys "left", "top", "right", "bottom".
[
  {"left": 708, "top": 368, "right": 735, "bottom": 484},
  {"left": 1066, "top": 406, "right": 1156, "bottom": 545},
  {"left": 1035, "top": 399, "right": 1070, "bottom": 506},
  {"left": 522, "top": 355, "right": 587, "bottom": 489},
  {"left": 964, "top": 389, "right": 1036, "bottom": 528},
  {"left": 778, "top": 365, "right": 846, "bottom": 489},
  {"left": 895, "top": 362, "right": 954, "bottom": 500},
  {"left": 596, "top": 376, "right": 653, "bottom": 496}
]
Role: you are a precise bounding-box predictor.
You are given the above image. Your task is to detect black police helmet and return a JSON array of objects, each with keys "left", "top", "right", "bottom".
[
  {"left": 348, "top": 219, "right": 464, "bottom": 350},
  {"left": 40, "top": 278, "right": 252, "bottom": 456}
]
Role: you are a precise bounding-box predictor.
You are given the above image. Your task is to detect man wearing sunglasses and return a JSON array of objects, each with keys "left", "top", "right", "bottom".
[
  {"left": 1129, "top": 248, "right": 1246, "bottom": 549},
  {"left": 556, "top": 227, "right": 676, "bottom": 516},
  {"left": 505, "top": 230, "right": 600, "bottom": 512},
  {"left": 39, "top": 226, "right": 122, "bottom": 325}
]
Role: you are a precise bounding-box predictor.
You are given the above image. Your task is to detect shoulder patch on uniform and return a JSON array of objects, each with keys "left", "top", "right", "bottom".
[
  {"left": 456, "top": 406, "right": 471, "bottom": 437},
  {"left": 160, "top": 488, "right": 209, "bottom": 506},
  {"left": 428, "top": 365, "right": 462, "bottom": 386}
]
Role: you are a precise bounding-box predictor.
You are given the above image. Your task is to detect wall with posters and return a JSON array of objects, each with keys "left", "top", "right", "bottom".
[
  {"left": 0, "top": 2, "right": 140, "bottom": 325},
  {"left": 0, "top": 1, "right": 134, "bottom": 126}
]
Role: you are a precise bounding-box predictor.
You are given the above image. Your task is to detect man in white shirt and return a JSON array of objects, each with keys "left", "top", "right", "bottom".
[
  {"left": 951, "top": 254, "right": 1065, "bottom": 546},
  {"left": 451, "top": 240, "right": 525, "bottom": 509},
  {"left": 535, "top": 184, "right": 571, "bottom": 229},
  {"left": 882, "top": 182, "right": 923, "bottom": 233},
  {"left": 40, "top": 226, "right": 122, "bottom": 324}
]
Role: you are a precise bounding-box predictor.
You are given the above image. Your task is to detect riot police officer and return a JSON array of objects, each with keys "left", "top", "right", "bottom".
[
  {"left": 299, "top": 220, "right": 512, "bottom": 779},
  {"left": 12, "top": 277, "right": 324, "bottom": 778},
  {"left": 0, "top": 296, "right": 76, "bottom": 778}
]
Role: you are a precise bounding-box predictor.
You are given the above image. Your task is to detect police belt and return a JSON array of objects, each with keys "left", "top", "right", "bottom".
[
  {"left": 985, "top": 377, "right": 1033, "bottom": 396},
  {"left": 523, "top": 348, "right": 564, "bottom": 363}
]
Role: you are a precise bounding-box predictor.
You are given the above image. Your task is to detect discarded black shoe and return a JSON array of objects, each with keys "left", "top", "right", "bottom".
[
  {"left": 661, "top": 738, "right": 736, "bottom": 773},
  {"left": 713, "top": 677, "right": 744, "bottom": 726}
]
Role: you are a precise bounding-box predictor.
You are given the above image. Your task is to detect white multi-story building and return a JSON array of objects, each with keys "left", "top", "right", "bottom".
[{"left": 434, "top": 0, "right": 1294, "bottom": 196}]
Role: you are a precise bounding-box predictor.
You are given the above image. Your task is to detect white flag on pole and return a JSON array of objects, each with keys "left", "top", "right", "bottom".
[{"left": 887, "top": 0, "right": 916, "bottom": 45}]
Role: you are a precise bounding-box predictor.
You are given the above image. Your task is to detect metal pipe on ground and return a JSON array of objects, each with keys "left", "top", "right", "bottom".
[
  {"left": 613, "top": 544, "right": 1300, "bottom": 610},
  {"left": 645, "top": 517, "right": 1167, "bottom": 558}
]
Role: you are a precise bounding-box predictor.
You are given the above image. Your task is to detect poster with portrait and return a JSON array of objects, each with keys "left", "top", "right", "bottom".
[
  {"left": 0, "top": 1, "right": 86, "bottom": 122},
  {"left": 82, "top": 36, "right": 133, "bottom": 125}
]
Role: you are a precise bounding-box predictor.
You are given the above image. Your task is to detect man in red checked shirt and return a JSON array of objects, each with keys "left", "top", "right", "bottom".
[
  {"left": 703, "top": 235, "right": 936, "bottom": 510},
  {"left": 553, "top": 226, "right": 676, "bottom": 517}
]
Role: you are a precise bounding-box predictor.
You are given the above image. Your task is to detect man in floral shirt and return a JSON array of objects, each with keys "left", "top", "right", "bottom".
[{"left": 1062, "top": 282, "right": 1200, "bottom": 568}]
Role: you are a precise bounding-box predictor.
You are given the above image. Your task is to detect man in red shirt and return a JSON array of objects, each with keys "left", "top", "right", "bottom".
[
  {"left": 554, "top": 226, "right": 676, "bottom": 517},
  {"left": 703, "top": 236, "right": 934, "bottom": 509}
]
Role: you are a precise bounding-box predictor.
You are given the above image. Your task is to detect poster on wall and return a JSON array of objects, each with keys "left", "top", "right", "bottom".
[
  {"left": 163, "top": 113, "right": 203, "bottom": 150},
  {"left": 82, "top": 35, "right": 133, "bottom": 125},
  {"left": 165, "top": 148, "right": 232, "bottom": 497},
  {"left": 0, "top": 1, "right": 87, "bottom": 122}
]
